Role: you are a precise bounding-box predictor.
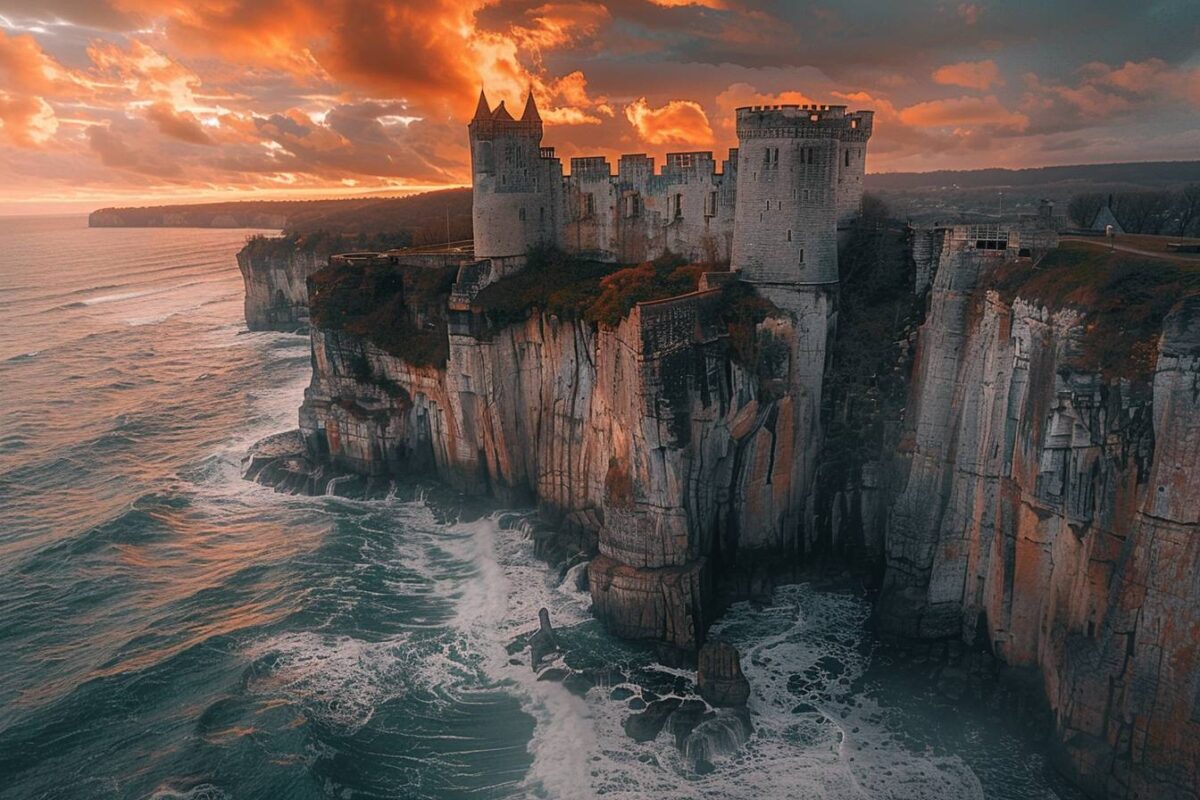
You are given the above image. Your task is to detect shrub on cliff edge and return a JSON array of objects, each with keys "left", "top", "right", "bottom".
[
  {"left": 471, "top": 247, "right": 703, "bottom": 329},
  {"left": 308, "top": 261, "right": 457, "bottom": 368},
  {"left": 988, "top": 241, "right": 1200, "bottom": 381}
]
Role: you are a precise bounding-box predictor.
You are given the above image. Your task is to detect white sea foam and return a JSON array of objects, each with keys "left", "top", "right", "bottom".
[
  {"left": 243, "top": 631, "right": 414, "bottom": 735},
  {"left": 426, "top": 511, "right": 986, "bottom": 799},
  {"left": 147, "top": 783, "right": 231, "bottom": 800},
  {"left": 81, "top": 289, "right": 156, "bottom": 306}
]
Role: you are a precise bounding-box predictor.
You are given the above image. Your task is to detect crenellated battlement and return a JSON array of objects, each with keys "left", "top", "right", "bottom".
[
  {"left": 735, "top": 105, "right": 873, "bottom": 142},
  {"left": 466, "top": 89, "right": 872, "bottom": 283}
]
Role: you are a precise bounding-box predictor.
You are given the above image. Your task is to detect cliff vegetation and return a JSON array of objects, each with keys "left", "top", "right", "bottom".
[
  {"left": 987, "top": 241, "right": 1200, "bottom": 380},
  {"left": 307, "top": 260, "right": 458, "bottom": 368},
  {"left": 470, "top": 247, "right": 706, "bottom": 327}
]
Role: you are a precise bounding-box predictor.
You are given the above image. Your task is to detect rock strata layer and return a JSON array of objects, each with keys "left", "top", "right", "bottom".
[
  {"left": 274, "top": 278, "right": 829, "bottom": 658},
  {"left": 880, "top": 236, "right": 1200, "bottom": 799},
  {"left": 237, "top": 243, "right": 323, "bottom": 331},
  {"left": 697, "top": 640, "right": 751, "bottom": 707}
]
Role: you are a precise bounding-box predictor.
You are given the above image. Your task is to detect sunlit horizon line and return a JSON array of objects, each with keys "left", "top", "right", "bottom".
[
  {"left": 0, "top": 182, "right": 472, "bottom": 217},
  {"left": 3, "top": 154, "right": 1196, "bottom": 218}
]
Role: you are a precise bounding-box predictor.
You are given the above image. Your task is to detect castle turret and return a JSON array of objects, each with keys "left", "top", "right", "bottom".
[
  {"left": 730, "top": 104, "right": 869, "bottom": 288},
  {"left": 836, "top": 111, "right": 873, "bottom": 228},
  {"left": 468, "top": 90, "right": 562, "bottom": 260}
]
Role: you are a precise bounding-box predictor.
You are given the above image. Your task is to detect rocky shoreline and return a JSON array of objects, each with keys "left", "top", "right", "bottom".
[{"left": 242, "top": 225, "right": 1200, "bottom": 798}]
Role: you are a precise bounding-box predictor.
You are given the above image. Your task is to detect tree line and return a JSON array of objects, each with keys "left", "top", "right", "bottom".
[{"left": 1068, "top": 187, "right": 1200, "bottom": 236}]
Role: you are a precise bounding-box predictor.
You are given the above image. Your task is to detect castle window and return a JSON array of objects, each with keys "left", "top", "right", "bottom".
[
  {"left": 519, "top": 207, "right": 526, "bottom": 221},
  {"left": 851, "top": 119, "right": 858, "bottom": 129},
  {"left": 808, "top": 148, "right": 815, "bottom": 165},
  {"left": 787, "top": 230, "right": 792, "bottom": 242},
  {"left": 585, "top": 193, "right": 595, "bottom": 217},
  {"left": 476, "top": 141, "right": 495, "bottom": 174},
  {"left": 673, "top": 193, "right": 683, "bottom": 219},
  {"left": 845, "top": 150, "right": 851, "bottom": 167},
  {"left": 705, "top": 191, "right": 717, "bottom": 217},
  {"left": 625, "top": 194, "right": 641, "bottom": 218},
  {"left": 799, "top": 249, "right": 804, "bottom": 262},
  {"left": 540, "top": 206, "right": 545, "bottom": 221}
]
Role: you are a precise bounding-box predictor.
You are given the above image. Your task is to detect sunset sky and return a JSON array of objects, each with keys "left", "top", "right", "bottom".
[{"left": 1, "top": 0, "right": 1198, "bottom": 214}]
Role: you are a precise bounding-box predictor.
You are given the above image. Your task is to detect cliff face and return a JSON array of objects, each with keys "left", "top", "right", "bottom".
[
  {"left": 237, "top": 243, "right": 323, "bottom": 331},
  {"left": 880, "top": 238, "right": 1200, "bottom": 798},
  {"left": 246, "top": 230, "right": 1200, "bottom": 798},
  {"left": 293, "top": 283, "right": 826, "bottom": 656}
]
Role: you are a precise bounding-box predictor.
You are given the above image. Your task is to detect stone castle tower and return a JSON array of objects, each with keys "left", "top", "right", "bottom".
[
  {"left": 468, "top": 90, "right": 563, "bottom": 260},
  {"left": 730, "top": 104, "right": 874, "bottom": 291},
  {"left": 466, "top": 93, "right": 873, "bottom": 289}
]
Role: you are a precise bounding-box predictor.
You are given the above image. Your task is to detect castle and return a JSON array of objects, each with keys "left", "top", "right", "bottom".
[{"left": 467, "top": 90, "right": 874, "bottom": 292}]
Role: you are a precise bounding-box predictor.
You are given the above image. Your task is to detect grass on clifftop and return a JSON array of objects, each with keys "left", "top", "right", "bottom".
[
  {"left": 308, "top": 261, "right": 458, "bottom": 368},
  {"left": 987, "top": 240, "right": 1200, "bottom": 381},
  {"left": 471, "top": 247, "right": 707, "bottom": 328},
  {"left": 244, "top": 231, "right": 416, "bottom": 262}
]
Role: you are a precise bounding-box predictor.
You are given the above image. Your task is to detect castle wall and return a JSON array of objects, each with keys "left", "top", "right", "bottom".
[
  {"left": 558, "top": 151, "right": 738, "bottom": 265},
  {"left": 468, "top": 96, "right": 869, "bottom": 274}
]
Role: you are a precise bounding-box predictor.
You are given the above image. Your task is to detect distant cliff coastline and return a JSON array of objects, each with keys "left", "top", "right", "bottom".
[{"left": 88, "top": 188, "right": 471, "bottom": 234}]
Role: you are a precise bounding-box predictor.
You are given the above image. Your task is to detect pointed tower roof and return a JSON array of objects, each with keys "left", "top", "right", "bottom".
[
  {"left": 521, "top": 89, "right": 541, "bottom": 123},
  {"left": 472, "top": 89, "right": 491, "bottom": 121},
  {"left": 491, "top": 100, "right": 514, "bottom": 121}
]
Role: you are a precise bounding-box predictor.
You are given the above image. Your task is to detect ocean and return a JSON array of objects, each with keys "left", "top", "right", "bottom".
[{"left": 0, "top": 215, "right": 1080, "bottom": 799}]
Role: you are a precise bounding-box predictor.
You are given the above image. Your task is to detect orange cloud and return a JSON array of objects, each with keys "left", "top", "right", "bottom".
[
  {"left": 624, "top": 97, "right": 714, "bottom": 145},
  {"left": 932, "top": 60, "right": 1002, "bottom": 91},
  {"left": 647, "top": 0, "right": 728, "bottom": 7},
  {"left": 0, "top": 30, "right": 60, "bottom": 146},
  {"left": 144, "top": 103, "right": 214, "bottom": 145},
  {"left": 899, "top": 95, "right": 1027, "bottom": 131}
]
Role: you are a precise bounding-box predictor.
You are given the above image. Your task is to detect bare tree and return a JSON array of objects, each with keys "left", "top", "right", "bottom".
[
  {"left": 1114, "top": 191, "right": 1174, "bottom": 234},
  {"left": 1067, "top": 193, "right": 1105, "bottom": 228},
  {"left": 1177, "top": 184, "right": 1200, "bottom": 237}
]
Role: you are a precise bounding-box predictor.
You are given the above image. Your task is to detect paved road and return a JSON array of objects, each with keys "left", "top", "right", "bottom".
[{"left": 1061, "top": 236, "right": 1200, "bottom": 264}]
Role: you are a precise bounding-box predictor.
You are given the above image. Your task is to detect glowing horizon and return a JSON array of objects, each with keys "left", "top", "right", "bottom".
[{"left": 1, "top": 1, "right": 1197, "bottom": 216}]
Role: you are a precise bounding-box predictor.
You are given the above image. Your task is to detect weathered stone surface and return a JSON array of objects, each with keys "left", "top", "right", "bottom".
[
  {"left": 880, "top": 232, "right": 1200, "bottom": 799},
  {"left": 588, "top": 554, "right": 712, "bottom": 654},
  {"left": 697, "top": 640, "right": 751, "bottom": 707},
  {"left": 288, "top": 282, "right": 831, "bottom": 654},
  {"left": 237, "top": 244, "right": 322, "bottom": 331},
  {"left": 623, "top": 697, "right": 682, "bottom": 743},
  {"left": 529, "top": 607, "right": 560, "bottom": 670}
]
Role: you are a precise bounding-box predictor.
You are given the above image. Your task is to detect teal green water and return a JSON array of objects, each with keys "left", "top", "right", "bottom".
[{"left": 0, "top": 216, "right": 1080, "bottom": 799}]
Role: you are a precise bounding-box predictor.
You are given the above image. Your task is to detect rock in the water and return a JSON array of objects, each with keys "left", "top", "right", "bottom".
[
  {"left": 623, "top": 697, "right": 682, "bottom": 743},
  {"left": 667, "top": 699, "right": 713, "bottom": 748},
  {"left": 697, "top": 640, "right": 751, "bottom": 707},
  {"left": 529, "top": 607, "right": 561, "bottom": 670}
]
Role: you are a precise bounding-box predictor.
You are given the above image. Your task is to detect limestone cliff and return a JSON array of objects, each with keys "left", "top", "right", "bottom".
[
  {"left": 271, "top": 263, "right": 826, "bottom": 657},
  {"left": 237, "top": 239, "right": 323, "bottom": 331},
  {"left": 880, "top": 236, "right": 1200, "bottom": 799}
]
